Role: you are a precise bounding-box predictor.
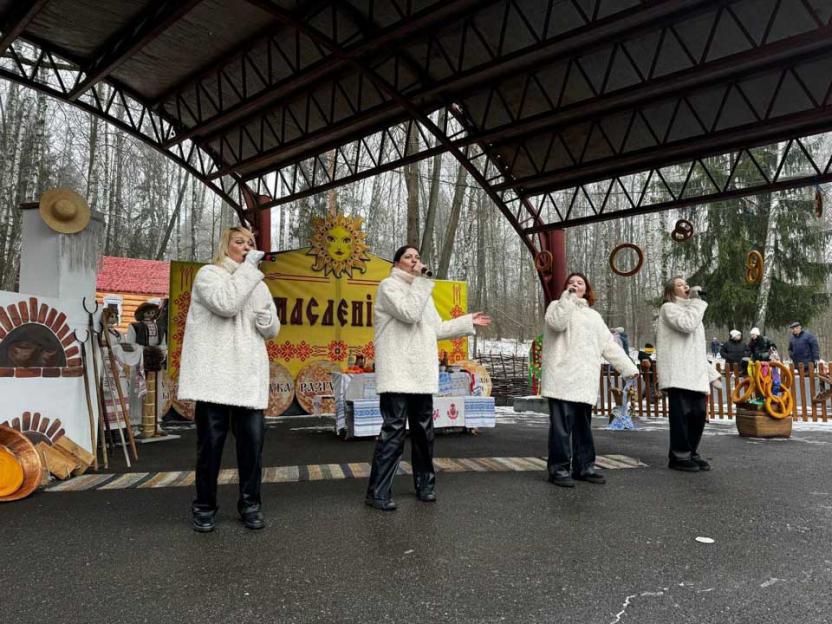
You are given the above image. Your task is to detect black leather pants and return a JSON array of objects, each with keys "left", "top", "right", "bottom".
[
  {"left": 193, "top": 401, "right": 265, "bottom": 516},
  {"left": 667, "top": 388, "right": 707, "bottom": 462},
  {"left": 366, "top": 393, "right": 435, "bottom": 501},
  {"left": 547, "top": 398, "right": 595, "bottom": 477}
]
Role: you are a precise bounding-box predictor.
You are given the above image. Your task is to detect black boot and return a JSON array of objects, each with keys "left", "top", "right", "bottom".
[{"left": 192, "top": 511, "right": 215, "bottom": 533}]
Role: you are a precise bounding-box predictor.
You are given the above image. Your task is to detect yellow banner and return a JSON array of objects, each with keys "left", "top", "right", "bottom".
[{"left": 167, "top": 216, "right": 468, "bottom": 382}]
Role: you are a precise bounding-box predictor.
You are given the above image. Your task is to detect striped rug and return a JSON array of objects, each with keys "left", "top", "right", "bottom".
[{"left": 46, "top": 454, "right": 646, "bottom": 493}]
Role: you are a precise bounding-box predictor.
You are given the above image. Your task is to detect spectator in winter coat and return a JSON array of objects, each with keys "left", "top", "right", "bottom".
[
  {"left": 541, "top": 273, "right": 639, "bottom": 488},
  {"left": 178, "top": 226, "right": 280, "bottom": 533},
  {"left": 364, "top": 245, "right": 491, "bottom": 510},
  {"left": 613, "top": 327, "right": 631, "bottom": 360},
  {"left": 720, "top": 329, "right": 750, "bottom": 367},
  {"left": 710, "top": 336, "right": 720, "bottom": 358},
  {"left": 656, "top": 276, "right": 721, "bottom": 472},
  {"left": 788, "top": 321, "right": 820, "bottom": 367},
  {"left": 748, "top": 327, "right": 776, "bottom": 362}
]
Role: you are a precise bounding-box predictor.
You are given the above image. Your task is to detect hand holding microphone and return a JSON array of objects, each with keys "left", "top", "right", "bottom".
[
  {"left": 415, "top": 260, "right": 433, "bottom": 277},
  {"left": 244, "top": 250, "right": 265, "bottom": 266},
  {"left": 689, "top": 285, "right": 706, "bottom": 299}
]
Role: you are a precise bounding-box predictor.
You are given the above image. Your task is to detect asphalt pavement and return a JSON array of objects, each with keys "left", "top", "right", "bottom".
[{"left": 3, "top": 410, "right": 832, "bottom": 623}]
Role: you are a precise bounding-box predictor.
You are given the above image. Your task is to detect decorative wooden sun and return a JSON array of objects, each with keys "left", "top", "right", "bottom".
[{"left": 307, "top": 214, "right": 370, "bottom": 278}]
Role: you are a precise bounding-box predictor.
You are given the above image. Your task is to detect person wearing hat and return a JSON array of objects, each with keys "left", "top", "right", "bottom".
[
  {"left": 720, "top": 330, "right": 749, "bottom": 368},
  {"left": 747, "top": 327, "right": 776, "bottom": 362},
  {"left": 788, "top": 322, "right": 820, "bottom": 367},
  {"left": 613, "top": 327, "right": 631, "bottom": 359},
  {"left": 656, "top": 276, "right": 721, "bottom": 472},
  {"left": 178, "top": 226, "right": 280, "bottom": 532}
]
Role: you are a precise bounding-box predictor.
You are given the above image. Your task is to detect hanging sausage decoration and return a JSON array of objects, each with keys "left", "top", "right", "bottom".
[
  {"left": 670, "top": 218, "right": 694, "bottom": 242},
  {"left": 609, "top": 243, "right": 644, "bottom": 277},
  {"left": 745, "top": 250, "right": 763, "bottom": 285}
]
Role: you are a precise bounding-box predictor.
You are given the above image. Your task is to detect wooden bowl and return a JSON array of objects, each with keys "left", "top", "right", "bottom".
[{"left": 0, "top": 425, "right": 44, "bottom": 502}]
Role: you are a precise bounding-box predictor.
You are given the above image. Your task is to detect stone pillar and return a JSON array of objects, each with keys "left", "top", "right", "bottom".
[{"left": 18, "top": 208, "right": 104, "bottom": 301}]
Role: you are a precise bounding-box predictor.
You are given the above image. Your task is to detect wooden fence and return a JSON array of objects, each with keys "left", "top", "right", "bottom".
[
  {"left": 597, "top": 362, "right": 832, "bottom": 421},
  {"left": 475, "top": 353, "right": 531, "bottom": 405}
]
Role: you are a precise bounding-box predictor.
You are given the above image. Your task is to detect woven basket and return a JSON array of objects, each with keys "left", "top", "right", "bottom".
[{"left": 735, "top": 408, "right": 792, "bottom": 438}]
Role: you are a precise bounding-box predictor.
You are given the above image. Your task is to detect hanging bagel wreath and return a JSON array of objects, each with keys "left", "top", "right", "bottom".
[
  {"left": 534, "top": 250, "right": 553, "bottom": 273},
  {"left": 609, "top": 243, "right": 644, "bottom": 277},
  {"left": 670, "top": 218, "right": 694, "bottom": 242},
  {"left": 745, "top": 250, "right": 764, "bottom": 285}
]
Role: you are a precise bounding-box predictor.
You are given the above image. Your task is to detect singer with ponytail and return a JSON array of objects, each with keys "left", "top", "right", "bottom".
[
  {"left": 365, "top": 245, "right": 491, "bottom": 510},
  {"left": 178, "top": 226, "right": 280, "bottom": 532},
  {"left": 656, "top": 276, "right": 720, "bottom": 472}
]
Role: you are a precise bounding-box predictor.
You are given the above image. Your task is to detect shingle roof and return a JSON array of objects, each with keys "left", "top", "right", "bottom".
[{"left": 96, "top": 256, "right": 170, "bottom": 296}]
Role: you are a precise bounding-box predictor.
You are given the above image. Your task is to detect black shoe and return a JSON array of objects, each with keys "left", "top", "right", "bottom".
[
  {"left": 365, "top": 497, "right": 397, "bottom": 511},
  {"left": 669, "top": 459, "right": 700, "bottom": 472},
  {"left": 548, "top": 473, "right": 576, "bottom": 488},
  {"left": 691, "top": 456, "right": 711, "bottom": 471},
  {"left": 417, "top": 489, "right": 437, "bottom": 502},
  {"left": 192, "top": 513, "right": 215, "bottom": 533},
  {"left": 240, "top": 511, "right": 265, "bottom": 530},
  {"left": 573, "top": 470, "right": 606, "bottom": 484}
]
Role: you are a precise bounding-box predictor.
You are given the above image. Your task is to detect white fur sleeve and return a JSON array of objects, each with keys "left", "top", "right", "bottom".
[
  {"left": 544, "top": 293, "right": 577, "bottom": 332},
  {"left": 376, "top": 277, "right": 434, "bottom": 324},
  {"left": 436, "top": 313, "right": 475, "bottom": 341},
  {"left": 192, "top": 263, "right": 264, "bottom": 318},
  {"left": 600, "top": 331, "right": 639, "bottom": 378},
  {"left": 660, "top": 299, "right": 707, "bottom": 334},
  {"left": 255, "top": 296, "right": 280, "bottom": 340}
]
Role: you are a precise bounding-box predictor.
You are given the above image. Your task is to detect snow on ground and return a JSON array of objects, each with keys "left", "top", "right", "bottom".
[{"left": 471, "top": 337, "right": 532, "bottom": 357}]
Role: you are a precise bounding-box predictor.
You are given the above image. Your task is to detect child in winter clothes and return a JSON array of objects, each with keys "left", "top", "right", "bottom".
[{"left": 541, "top": 272, "right": 639, "bottom": 488}]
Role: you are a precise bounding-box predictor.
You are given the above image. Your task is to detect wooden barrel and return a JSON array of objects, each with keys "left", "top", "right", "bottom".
[{"left": 735, "top": 408, "right": 792, "bottom": 438}]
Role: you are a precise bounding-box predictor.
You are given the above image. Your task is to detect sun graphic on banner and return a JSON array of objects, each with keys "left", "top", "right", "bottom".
[{"left": 307, "top": 214, "right": 370, "bottom": 278}]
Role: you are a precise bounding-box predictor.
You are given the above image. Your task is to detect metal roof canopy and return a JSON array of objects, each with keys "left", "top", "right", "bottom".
[{"left": 2, "top": 0, "right": 832, "bottom": 299}]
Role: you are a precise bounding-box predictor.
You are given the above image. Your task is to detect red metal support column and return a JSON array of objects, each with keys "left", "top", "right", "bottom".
[
  {"left": 536, "top": 229, "right": 566, "bottom": 306},
  {"left": 242, "top": 189, "right": 272, "bottom": 252}
]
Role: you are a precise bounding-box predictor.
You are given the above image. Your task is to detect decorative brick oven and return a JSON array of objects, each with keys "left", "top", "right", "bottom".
[{"left": 0, "top": 296, "right": 82, "bottom": 378}]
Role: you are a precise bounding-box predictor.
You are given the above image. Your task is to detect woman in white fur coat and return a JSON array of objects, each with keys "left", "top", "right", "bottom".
[
  {"left": 656, "top": 276, "right": 718, "bottom": 472},
  {"left": 178, "top": 226, "right": 280, "bottom": 532},
  {"left": 542, "top": 273, "right": 639, "bottom": 488},
  {"left": 365, "top": 245, "right": 491, "bottom": 510}
]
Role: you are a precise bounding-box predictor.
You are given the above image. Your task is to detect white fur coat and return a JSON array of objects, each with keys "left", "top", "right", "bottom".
[
  {"left": 541, "top": 292, "right": 638, "bottom": 405},
  {"left": 177, "top": 258, "right": 280, "bottom": 409},
  {"left": 656, "top": 298, "right": 718, "bottom": 394},
  {"left": 374, "top": 268, "right": 475, "bottom": 394}
]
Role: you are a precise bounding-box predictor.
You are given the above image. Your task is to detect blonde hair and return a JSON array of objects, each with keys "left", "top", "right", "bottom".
[{"left": 213, "top": 226, "right": 255, "bottom": 264}]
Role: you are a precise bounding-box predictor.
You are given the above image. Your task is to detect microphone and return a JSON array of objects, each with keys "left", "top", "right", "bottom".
[
  {"left": 421, "top": 266, "right": 433, "bottom": 278},
  {"left": 261, "top": 252, "right": 279, "bottom": 262}
]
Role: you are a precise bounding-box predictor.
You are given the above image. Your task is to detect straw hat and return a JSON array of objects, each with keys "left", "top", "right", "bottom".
[
  {"left": 39, "top": 188, "right": 90, "bottom": 234},
  {"left": 134, "top": 298, "right": 162, "bottom": 321}
]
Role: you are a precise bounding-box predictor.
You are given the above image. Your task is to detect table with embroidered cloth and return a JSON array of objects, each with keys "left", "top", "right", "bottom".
[{"left": 332, "top": 371, "right": 496, "bottom": 438}]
